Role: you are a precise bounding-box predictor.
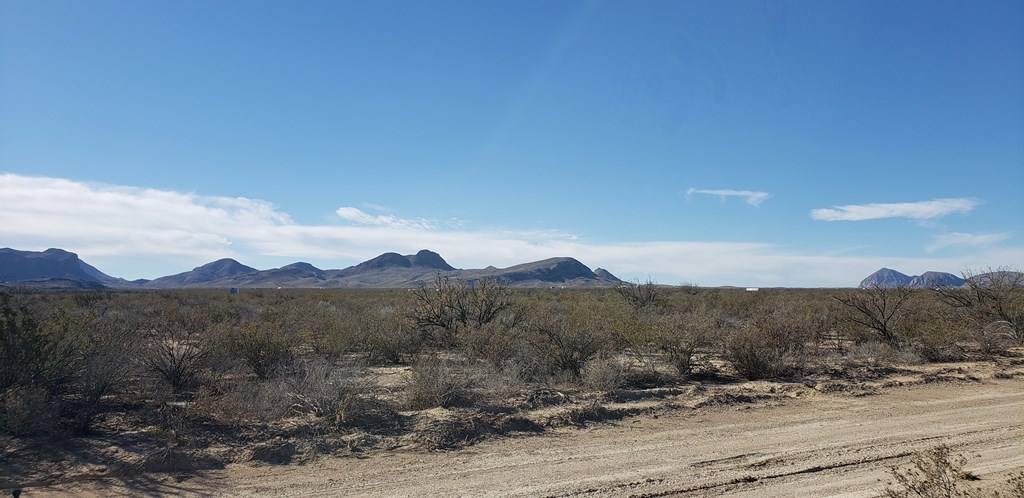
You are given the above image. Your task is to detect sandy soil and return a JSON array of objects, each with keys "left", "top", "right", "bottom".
[{"left": 26, "top": 372, "right": 1024, "bottom": 497}]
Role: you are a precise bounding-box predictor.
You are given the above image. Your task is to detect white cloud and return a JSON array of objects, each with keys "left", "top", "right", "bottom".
[
  {"left": 927, "top": 232, "right": 1012, "bottom": 252},
  {"left": 686, "top": 188, "right": 771, "bottom": 207},
  {"left": 335, "top": 206, "right": 436, "bottom": 230},
  {"left": 1, "top": 174, "right": 1020, "bottom": 286},
  {"left": 810, "top": 198, "right": 979, "bottom": 222}
]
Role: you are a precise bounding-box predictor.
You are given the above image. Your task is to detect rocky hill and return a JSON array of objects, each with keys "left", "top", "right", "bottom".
[
  {"left": 0, "top": 247, "right": 621, "bottom": 289},
  {"left": 859, "top": 268, "right": 968, "bottom": 289},
  {"left": 0, "top": 247, "right": 128, "bottom": 288},
  {"left": 908, "top": 271, "right": 966, "bottom": 289},
  {"left": 145, "top": 258, "right": 259, "bottom": 288},
  {"left": 168, "top": 251, "right": 621, "bottom": 289},
  {"left": 858, "top": 268, "right": 913, "bottom": 288}
]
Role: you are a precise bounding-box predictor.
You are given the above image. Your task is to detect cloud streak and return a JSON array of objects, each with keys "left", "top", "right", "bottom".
[
  {"left": 686, "top": 188, "right": 771, "bottom": 207},
  {"left": 927, "top": 232, "right": 1012, "bottom": 252},
  {"left": 810, "top": 198, "right": 979, "bottom": 222},
  {"left": 336, "top": 206, "right": 436, "bottom": 230},
  {"left": 1, "top": 174, "right": 1019, "bottom": 287}
]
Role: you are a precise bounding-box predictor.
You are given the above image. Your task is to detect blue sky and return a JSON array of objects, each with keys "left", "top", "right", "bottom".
[{"left": 1, "top": 0, "right": 1022, "bottom": 286}]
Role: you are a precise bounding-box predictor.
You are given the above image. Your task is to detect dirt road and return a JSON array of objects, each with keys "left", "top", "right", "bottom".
[{"left": 38, "top": 378, "right": 1024, "bottom": 497}]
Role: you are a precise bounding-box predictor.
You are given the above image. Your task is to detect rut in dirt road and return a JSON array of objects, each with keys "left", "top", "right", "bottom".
[{"left": 40, "top": 378, "right": 1024, "bottom": 497}]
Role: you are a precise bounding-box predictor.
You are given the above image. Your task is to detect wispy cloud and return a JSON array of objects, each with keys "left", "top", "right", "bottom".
[
  {"left": 927, "top": 232, "right": 1011, "bottom": 252},
  {"left": 336, "top": 206, "right": 436, "bottom": 230},
  {"left": 1, "top": 174, "right": 1020, "bottom": 286},
  {"left": 686, "top": 188, "right": 771, "bottom": 207},
  {"left": 810, "top": 198, "right": 979, "bottom": 222}
]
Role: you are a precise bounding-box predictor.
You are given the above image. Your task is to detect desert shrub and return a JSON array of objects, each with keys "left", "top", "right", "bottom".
[
  {"left": 142, "top": 308, "right": 212, "bottom": 391},
  {"left": 285, "top": 359, "right": 400, "bottom": 432},
  {"left": 410, "top": 274, "right": 515, "bottom": 345},
  {"left": 912, "top": 326, "right": 965, "bottom": 363},
  {"left": 197, "top": 378, "right": 294, "bottom": 425},
  {"left": 883, "top": 445, "right": 979, "bottom": 498},
  {"left": 473, "top": 361, "right": 529, "bottom": 401},
  {"left": 835, "top": 285, "right": 917, "bottom": 347},
  {"left": 0, "top": 386, "right": 62, "bottom": 436},
  {"left": 897, "top": 301, "right": 966, "bottom": 363},
  {"left": 461, "top": 321, "right": 545, "bottom": 382},
  {"left": 616, "top": 278, "right": 663, "bottom": 312},
  {"left": 976, "top": 320, "right": 1018, "bottom": 356},
  {"left": 530, "top": 303, "right": 610, "bottom": 378},
  {"left": 581, "top": 355, "right": 626, "bottom": 392},
  {"left": 846, "top": 340, "right": 920, "bottom": 367},
  {"left": 656, "top": 305, "right": 719, "bottom": 377},
  {"left": 405, "top": 355, "right": 477, "bottom": 410},
  {"left": 355, "top": 305, "right": 421, "bottom": 364},
  {"left": 286, "top": 359, "right": 359, "bottom": 419},
  {"left": 2, "top": 296, "right": 144, "bottom": 434},
  {"left": 1005, "top": 471, "right": 1024, "bottom": 498},
  {"left": 230, "top": 321, "right": 295, "bottom": 379},
  {"left": 612, "top": 304, "right": 661, "bottom": 371},
  {"left": 0, "top": 294, "right": 77, "bottom": 392},
  {"left": 288, "top": 299, "right": 352, "bottom": 357},
  {"left": 935, "top": 267, "right": 1024, "bottom": 345},
  {"left": 725, "top": 304, "right": 812, "bottom": 380},
  {"left": 72, "top": 311, "right": 138, "bottom": 433}
]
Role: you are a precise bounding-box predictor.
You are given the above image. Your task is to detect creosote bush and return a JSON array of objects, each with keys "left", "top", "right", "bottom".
[
  {"left": 656, "top": 306, "right": 718, "bottom": 377},
  {"left": 3, "top": 282, "right": 1021, "bottom": 470},
  {"left": 405, "top": 355, "right": 477, "bottom": 410},
  {"left": 581, "top": 355, "right": 626, "bottom": 392},
  {"left": 530, "top": 302, "right": 610, "bottom": 378},
  {"left": 230, "top": 321, "right": 295, "bottom": 379},
  {"left": 935, "top": 267, "right": 1024, "bottom": 346},
  {"left": 143, "top": 308, "right": 212, "bottom": 392},
  {"left": 0, "top": 294, "right": 76, "bottom": 393},
  {"left": 835, "top": 285, "right": 916, "bottom": 348},
  {"left": 882, "top": 445, "right": 997, "bottom": 498},
  {"left": 616, "top": 278, "right": 663, "bottom": 312},
  {"left": 355, "top": 305, "right": 420, "bottom": 364},
  {"left": 725, "top": 303, "right": 812, "bottom": 380},
  {"left": 410, "top": 274, "right": 515, "bottom": 345}
]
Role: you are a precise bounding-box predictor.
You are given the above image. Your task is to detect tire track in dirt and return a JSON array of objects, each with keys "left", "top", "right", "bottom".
[{"left": 36, "top": 378, "right": 1024, "bottom": 497}]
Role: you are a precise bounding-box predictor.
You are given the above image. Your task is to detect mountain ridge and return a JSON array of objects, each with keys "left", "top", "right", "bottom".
[
  {"left": 858, "top": 268, "right": 1008, "bottom": 289},
  {"left": 0, "top": 248, "right": 621, "bottom": 289}
]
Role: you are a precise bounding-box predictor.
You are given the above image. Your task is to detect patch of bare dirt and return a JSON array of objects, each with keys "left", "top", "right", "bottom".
[{"left": 9, "top": 358, "right": 1024, "bottom": 497}]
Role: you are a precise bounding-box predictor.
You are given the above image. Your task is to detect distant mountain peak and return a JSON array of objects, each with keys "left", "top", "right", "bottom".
[
  {"left": 859, "top": 268, "right": 912, "bottom": 288},
  {"left": 0, "top": 247, "right": 117, "bottom": 286},
  {"left": 908, "top": 271, "right": 965, "bottom": 289},
  {"left": 281, "top": 262, "right": 322, "bottom": 273},
  {"left": 146, "top": 258, "right": 257, "bottom": 288},
  {"left": 194, "top": 258, "right": 257, "bottom": 275},
  {"left": 408, "top": 249, "right": 455, "bottom": 271},
  {"left": 0, "top": 247, "right": 623, "bottom": 290},
  {"left": 859, "top": 268, "right": 966, "bottom": 289}
]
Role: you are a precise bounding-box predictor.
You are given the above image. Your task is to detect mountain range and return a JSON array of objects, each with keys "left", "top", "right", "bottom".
[
  {"left": 857, "top": 267, "right": 1024, "bottom": 289},
  {"left": 0, "top": 248, "right": 622, "bottom": 290}
]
